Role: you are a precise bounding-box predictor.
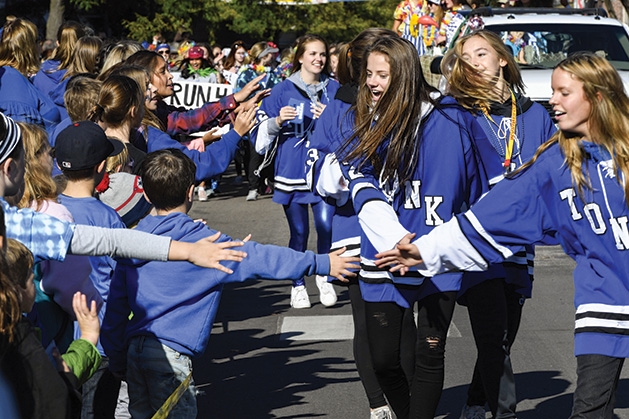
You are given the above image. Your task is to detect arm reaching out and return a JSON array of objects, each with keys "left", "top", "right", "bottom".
[
  {"left": 168, "top": 231, "right": 247, "bottom": 273},
  {"left": 236, "top": 88, "right": 271, "bottom": 113},
  {"left": 328, "top": 247, "right": 361, "bottom": 282},
  {"left": 233, "top": 106, "right": 258, "bottom": 137},
  {"left": 233, "top": 73, "right": 266, "bottom": 103},
  {"left": 375, "top": 233, "right": 421, "bottom": 274}
]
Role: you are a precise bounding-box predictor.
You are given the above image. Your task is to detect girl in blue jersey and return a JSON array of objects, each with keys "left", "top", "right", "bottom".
[
  {"left": 253, "top": 34, "right": 340, "bottom": 309},
  {"left": 309, "top": 28, "right": 416, "bottom": 419},
  {"left": 337, "top": 36, "right": 489, "bottom": 419},
  {"left": 377, "top": 51, "right": 629, "bottom": 419},
  {"left": 442, "top": 30, "right": 556, "bottom": 419}
]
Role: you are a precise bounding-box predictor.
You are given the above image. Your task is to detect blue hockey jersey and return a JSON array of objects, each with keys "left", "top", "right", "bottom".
[
  {"left": 345, "top": 96, "right": 490, "bottom": 308},
  {"left": 460, "top": 96, "right": 556, "bottom": 300},
  {"left": 414, "top": 140, "right": 629, "bottom": 357},
  {"left": 253, "top": 73, "right": 340, "bottom": 205}
]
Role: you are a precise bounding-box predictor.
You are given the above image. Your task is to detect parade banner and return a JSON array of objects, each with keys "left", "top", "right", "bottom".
[{"left": 166, "top": 73, "right": 233, "bottom": 110}]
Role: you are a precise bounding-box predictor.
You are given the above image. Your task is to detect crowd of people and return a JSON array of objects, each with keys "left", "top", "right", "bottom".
[{"left": 0, "top": 2, "right": 627, "bottom": 419}]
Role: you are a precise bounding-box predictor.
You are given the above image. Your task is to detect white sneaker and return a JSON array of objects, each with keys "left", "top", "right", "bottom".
[
  {"left": 198, "top": 187, "right": 208, "bottom": 201},
  {"left": 316, "top": 275, "right": 337, "bottom": 307},
  {"left": 460, "top": 405, "right": 486, "bottom": 419},
  {"left": 246, "top": 190, "right": 258, "bottom": 201},
  {"left": 290, "top": 286, "right": 311, "bottom": 309},
  {"left": 370, "top": 406, "right": 392, "bottom": 419}
]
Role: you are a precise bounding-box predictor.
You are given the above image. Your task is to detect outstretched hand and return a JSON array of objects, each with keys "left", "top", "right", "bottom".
[
  {"left": 202, "top": 126, "right": 223, "bottom": 145},
  {"left": 233, "top": 106, "right": 258, "bottom": 137},
  {"left": 238, "top": 88, "right": 271, "bottom": 112},
  {"left": 233, "top": 73, "right": 266, "bottom": 103},
  {"left": 189, "top": 231, "right": 247, "bottom": 273},
  {"left": 375, "top": 233, "right": 422, "bottom": 275},
  {"left": 328, "top": 247, "right": 361, "bottom": 282}
]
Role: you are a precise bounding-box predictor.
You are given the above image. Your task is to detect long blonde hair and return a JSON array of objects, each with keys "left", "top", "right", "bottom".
[
  {"left": 443, "top": 30, "right": 524, "bottom": 111},
  {"left": 17, "top": 122, "right": 59, "bottom": 211},
  {"left": 517, "top": 52, "right": 629, "bottom": 201}
]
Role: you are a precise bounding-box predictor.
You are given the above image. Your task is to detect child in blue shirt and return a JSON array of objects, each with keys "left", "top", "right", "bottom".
[
  {"left": 102, "top": 148, "right": 359, "bottom": 419},
  {"left": 54, "top": 121, "right": 135, "bottom": 418}
]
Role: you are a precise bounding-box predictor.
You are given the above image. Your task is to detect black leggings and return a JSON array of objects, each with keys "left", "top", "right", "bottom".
[
  {"left": 349, "top": 283, "right": 415, "bottom": 409},
  {"left": 464, "top": 278, "right": 524, "bottom": 418},
  {"left": 365, "top": 291, "right": 456, "bottom": 419}
]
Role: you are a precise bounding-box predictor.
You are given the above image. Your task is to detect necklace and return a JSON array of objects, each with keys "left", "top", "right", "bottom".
[{"left": 481, "top": 89, "right": 518, "bottom": 171}]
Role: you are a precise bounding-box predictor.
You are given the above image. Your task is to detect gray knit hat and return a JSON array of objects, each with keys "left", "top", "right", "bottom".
[{"left": 97, "top": 172, "right": 153, "bottom": 227}]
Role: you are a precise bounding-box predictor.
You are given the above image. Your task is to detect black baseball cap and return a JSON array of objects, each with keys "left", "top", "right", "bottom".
[{"left": 55, "top": 121, "right": 125, "bottom": 171}]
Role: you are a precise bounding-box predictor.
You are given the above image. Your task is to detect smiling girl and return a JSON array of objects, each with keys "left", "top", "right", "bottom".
[
  {"left": 377, "top": 51, "right": 629, "bottom": 419},
  {"left": 442, "top": 30, "right": 555, "bottom": 419},
  {"left": 107, "top": 64, "right": 257, "bottom": 184},
  {"left": 253, "top": 34, "right": 340, "bottom": 309},
  {"left": 124, "top": 50, "right": 264, "bottom": 138},
  {"left": 309, "top": 28, "right": 414, "bottom": 419},
  {"left": 338, "top": 36, "right": 489, "bottom": 419}
]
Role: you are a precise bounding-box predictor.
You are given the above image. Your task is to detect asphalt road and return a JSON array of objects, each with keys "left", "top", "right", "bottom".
[{"left": 187, "top": 169, "right": 629, "bottom": 419}]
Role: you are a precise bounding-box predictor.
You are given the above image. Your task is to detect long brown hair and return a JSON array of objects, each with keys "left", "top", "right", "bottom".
[
  {"left": 341, "top": 36, "right": 439, "bottom": 184},
  {"left": 0, "top": 203, "right": 20, "bottom": 345},
  {"left": 443, "top": 30, "right": 525, "bottom": 111},
  {"left": 224, "top": 40, "right": 245, "bottom": 70},
  {"left": 50, "top": 21, "right": 86, "bottom": 70},
  {"left": 516, "top": 52, "right": 629, "bottom": 202},
  {"left": 336, "top": 28, "right": 397, "bottom": 86},
  {"left": 64, "top": 36, "right": 103, "bottom": 80},
  {"left": 124, "top": 50, "right": 163, "bottom": 80},
  {"left": 0, "top": 18, "right": 39, "bottom": 76}
]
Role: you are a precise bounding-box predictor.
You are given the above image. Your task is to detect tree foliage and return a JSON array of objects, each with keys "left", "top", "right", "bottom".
[{"left": 70, "top": 0, "right": 398, "bottom": 44}]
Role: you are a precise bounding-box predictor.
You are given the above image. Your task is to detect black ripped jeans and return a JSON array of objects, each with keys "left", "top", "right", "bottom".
[{"left": 365, "top": 291, "right": 457, "bottom": 419}]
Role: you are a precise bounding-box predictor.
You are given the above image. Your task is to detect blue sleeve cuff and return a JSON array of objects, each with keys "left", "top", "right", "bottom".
[{"left": 314, "top": 253, "right": 331, "bottom": 276}]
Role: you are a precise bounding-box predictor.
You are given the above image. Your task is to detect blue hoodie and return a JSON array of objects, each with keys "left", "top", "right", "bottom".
[
  {"left": 48, "top": 78, "right": 70, "bottom": 121},
  {"left": 32, "top": 60, "right": 66, "bottom": 99},
  {"left": 101, "top": 212, "right": 331, "bottom": 374},
  {"left": 343, "top": 96, "right": 490, "bottom": 308}
]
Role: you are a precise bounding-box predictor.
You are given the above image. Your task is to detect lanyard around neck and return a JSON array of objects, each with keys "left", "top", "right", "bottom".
[{"left": 481, "top": 89, "right": 517, "bottom": 169}]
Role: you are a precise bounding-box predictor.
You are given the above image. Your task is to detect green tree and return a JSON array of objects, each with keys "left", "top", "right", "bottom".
[{"left": 69, "top": 0, "right": 398, "bottom": 43}]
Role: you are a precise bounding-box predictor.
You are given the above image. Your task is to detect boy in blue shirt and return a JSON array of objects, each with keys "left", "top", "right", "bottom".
[
  {"left": 102, "top": 149, "right": 358, "bottom": 419},
  {"left": 55, "top": 121, "right": 137, "bottom": 418}
]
